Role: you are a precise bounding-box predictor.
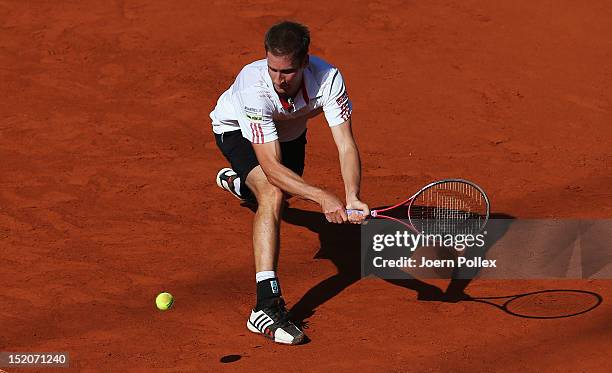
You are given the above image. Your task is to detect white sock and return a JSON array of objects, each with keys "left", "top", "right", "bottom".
[
  {"left": 233, "top": 177, "right": 242, "bottom": 196},
  {"left": 256, "top": 271, "right": 276, "bottom": 283}
]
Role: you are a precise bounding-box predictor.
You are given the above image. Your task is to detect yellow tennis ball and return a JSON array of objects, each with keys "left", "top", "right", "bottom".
[{"left": 156, "top": 292, "right": 174, "bottom": 311}]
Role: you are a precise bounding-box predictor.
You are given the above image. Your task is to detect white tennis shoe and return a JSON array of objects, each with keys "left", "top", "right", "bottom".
[
  {"left": 216, "top": 168, "right": 244, "bottom": 201},
  {"left": 246, "top": 298, "right": 305, "bottom": 345}
]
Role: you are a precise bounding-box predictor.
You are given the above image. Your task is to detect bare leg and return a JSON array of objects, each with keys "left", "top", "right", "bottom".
[
  {"left": 245, "top": 166, "right": 285, "bottom": 272},
  {"left": 240, "top": 163, "right": 305, "bottom": 345}
]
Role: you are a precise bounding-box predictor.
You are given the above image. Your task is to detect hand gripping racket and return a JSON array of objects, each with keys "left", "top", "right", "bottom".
[{"left": 347, "top": 179, "right": 490, "bottom": 235}]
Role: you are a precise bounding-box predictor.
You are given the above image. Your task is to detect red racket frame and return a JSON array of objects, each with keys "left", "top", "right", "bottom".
[{"left": 347, "top": 179, "right": 490, "bottom": 234}]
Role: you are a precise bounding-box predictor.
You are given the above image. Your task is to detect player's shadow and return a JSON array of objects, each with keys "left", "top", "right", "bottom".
[{"left": 282, "top": 207, "right": 515, "bottom": 325}]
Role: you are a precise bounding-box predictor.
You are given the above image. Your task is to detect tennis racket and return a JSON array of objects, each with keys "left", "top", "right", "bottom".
[{"left": 347, "top": 179, "right": 490, "bottom": 235}]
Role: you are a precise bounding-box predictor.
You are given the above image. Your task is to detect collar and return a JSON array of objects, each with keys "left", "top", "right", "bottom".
[{"left": 278, "top": 78, "right": 309, "bottom": 110}]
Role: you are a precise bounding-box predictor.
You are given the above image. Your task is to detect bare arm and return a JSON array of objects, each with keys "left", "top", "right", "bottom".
[
  {"left": 252, "top": 140, "right": 348, "bottom": 223},
  {"left": 330, "top": 120, "right": 370, "bottom": 217}
]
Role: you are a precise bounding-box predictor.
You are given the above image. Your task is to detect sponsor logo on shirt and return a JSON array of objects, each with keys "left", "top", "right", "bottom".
[
  {"left": 257, "top": 91, "right": 272, "bottom": 100},
  {"left": 244, "top": 106, "right": 262, "bottom": 114},
  {"left": 246, "top": 113, "right": 263, "bottom": 122}
]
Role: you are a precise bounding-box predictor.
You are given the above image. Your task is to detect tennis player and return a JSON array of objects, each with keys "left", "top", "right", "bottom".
[{"left": 210, "top": 21, "right": 369, "bottom": 344}]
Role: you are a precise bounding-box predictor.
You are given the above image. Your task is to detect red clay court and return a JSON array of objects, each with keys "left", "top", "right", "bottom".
[{"left": 1, "top": 1, "right": 611, "bottom": 371}]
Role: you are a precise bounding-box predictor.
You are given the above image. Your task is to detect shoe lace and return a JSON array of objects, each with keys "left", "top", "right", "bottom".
[{"left": 264, "top": 298, "right": 291, "bottom": 328}]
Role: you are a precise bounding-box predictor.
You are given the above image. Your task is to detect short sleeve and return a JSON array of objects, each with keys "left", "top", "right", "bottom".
[
  {"left": 233, "top": 88, "right": 278, "bottom": 144},
  {"left": 323, "top": 69, "right": 352, "bottom": 127}
]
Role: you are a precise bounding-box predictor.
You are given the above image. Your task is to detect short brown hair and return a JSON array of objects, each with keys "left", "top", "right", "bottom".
[{"left": 264, "top": 21, "right": 310, "bottom": 63}]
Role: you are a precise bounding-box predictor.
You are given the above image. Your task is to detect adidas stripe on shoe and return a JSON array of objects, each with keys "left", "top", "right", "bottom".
[{"left": 246, "top": 298, "right": 304, "bottom": 345}]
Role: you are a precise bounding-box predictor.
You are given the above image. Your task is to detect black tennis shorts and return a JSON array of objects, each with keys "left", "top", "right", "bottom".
[{"left": 214, "top": 129, "right": 307, "bottom": 199}]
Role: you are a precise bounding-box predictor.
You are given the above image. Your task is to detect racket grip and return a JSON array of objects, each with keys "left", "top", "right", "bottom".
[
  {"left": 346, "top": 209, "right": 370, "bottom": 223},
  {"left": 346, "top": 209, "right": 377, "bottom": 217},
  {"left": 346, "top": 209, "right": 365, "bottom": 216}
]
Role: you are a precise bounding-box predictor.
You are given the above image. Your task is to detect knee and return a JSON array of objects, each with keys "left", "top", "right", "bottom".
[{"left": 256, "top": 184, "right": 284, "bottom": 209}]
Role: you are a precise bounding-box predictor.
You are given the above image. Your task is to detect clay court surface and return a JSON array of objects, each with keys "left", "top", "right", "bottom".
[{"left": 1, "top": 0, "right": 611, "bottom": 371}]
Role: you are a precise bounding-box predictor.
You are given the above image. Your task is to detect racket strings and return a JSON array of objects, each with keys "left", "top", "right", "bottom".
[{"left": 411, "top": 181, "right": 488, "bottom": 235}]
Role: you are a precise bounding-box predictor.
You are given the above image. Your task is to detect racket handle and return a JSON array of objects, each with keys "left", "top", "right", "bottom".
[
  {"left": 346, "top": 209, "right": 377, "bottom": 217},
  {"left": 346, "top": 209, "right": 365, "bottom": 216},
  {"left": 346, "top": 209, "right": 366, "bottom": 223}
]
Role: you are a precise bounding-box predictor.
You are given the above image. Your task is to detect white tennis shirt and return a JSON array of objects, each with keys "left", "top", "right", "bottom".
[{"left": 210, "top": 55, "right": 352, "bottom": 143}]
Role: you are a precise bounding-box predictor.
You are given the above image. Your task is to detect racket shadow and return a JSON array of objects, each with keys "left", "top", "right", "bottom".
[
  {"left": 281, "top": 208, "right": 516, "bottom": 324},
  {"left": 463, "top": 289, "right": 603, "bottom": 319},
  {"left": 269, "top": 205, "right": 604, "bottom": 323}
]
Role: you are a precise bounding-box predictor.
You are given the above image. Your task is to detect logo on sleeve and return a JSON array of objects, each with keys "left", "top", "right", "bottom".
[
  {"left": 250, "top": 122, "right": 265, "bottom": 144},
  {"left": 336, "top": 91, "right": 351, "bottom": 121}
]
